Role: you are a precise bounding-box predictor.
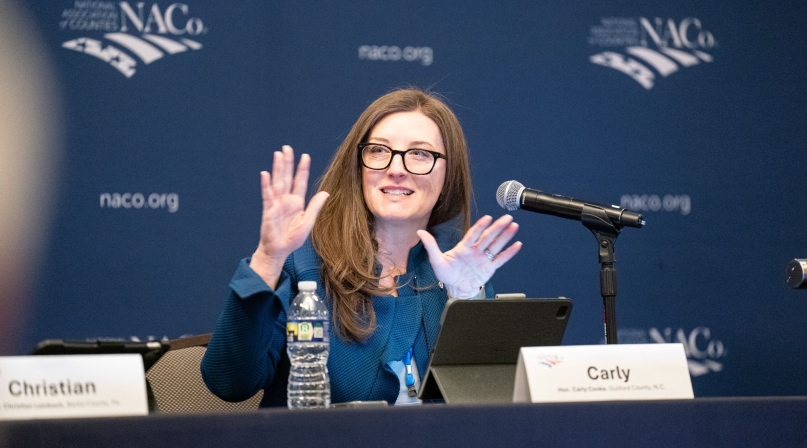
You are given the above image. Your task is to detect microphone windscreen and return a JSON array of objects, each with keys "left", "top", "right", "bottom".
[{"left": 496, "top": 180, "right": 524, "bottom": 211}]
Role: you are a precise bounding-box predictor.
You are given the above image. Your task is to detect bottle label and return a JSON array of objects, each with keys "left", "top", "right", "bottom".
[{"left": 287, "top": 320, "right": 329, "bottom": 343}]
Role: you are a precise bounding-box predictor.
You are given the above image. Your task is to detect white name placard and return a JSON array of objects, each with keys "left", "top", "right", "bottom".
[
  {"left": 0, "top": 354, "right": 148, "bottom": 420},
  {"left": 513, "top": 344, "right": 694, "bottom": 403}
]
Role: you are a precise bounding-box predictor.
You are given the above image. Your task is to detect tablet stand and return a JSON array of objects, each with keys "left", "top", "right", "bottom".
[{"left": 420, "top": 364, "right": 518, "bottom": 405}]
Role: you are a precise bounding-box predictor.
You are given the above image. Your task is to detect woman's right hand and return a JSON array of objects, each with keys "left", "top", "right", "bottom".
[{"left": 249, "top": 145, "right": 330, "bottom": 289}]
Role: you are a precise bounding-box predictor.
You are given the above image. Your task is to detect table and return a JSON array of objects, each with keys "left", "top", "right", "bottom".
[{"left": 2, "top": 397, "right": 806, "bottom": 448}]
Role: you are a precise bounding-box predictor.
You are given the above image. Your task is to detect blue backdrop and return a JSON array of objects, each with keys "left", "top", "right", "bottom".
[{"left": 5, "top": 0, "right": 806, "bottom": 398}]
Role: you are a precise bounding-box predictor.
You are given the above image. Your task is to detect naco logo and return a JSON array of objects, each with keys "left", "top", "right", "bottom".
[
  {"left": 649, "top": 327, "right": 725, "bottom": 377},
  {"left": 588, "top": 17, "right": 717, "bottom": 90},
  {"left": 537, "top": 355, "right": 563, "bottom": 368},
  {"left": 61, "top": 2, "right": 206, "bottom": 78},
  {"left": 615, "top": 326, "right": 726, "bottom": 377}
]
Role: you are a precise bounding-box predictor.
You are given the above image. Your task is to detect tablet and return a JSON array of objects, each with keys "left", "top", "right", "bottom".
[
  {"left": 419, "top": 297, "right": 572, "bottom": 404},
  {"left": 31, "top": 339, "right": 169, "bottom": 371}
]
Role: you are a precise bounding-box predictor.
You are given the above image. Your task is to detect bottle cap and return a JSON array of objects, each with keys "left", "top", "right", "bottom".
[{"left": 298, "top": 281, "right": 317, "bottom": 291}]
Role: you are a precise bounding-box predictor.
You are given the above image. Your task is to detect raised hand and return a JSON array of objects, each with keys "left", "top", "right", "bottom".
[
  {"left": 417, "top": 215, "right": 522, "bottom": 299},
  {"left": 250, "top": 145, "right": 330, "bottom": 289}
]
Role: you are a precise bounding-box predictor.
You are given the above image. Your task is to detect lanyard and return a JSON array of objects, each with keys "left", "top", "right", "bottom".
[{"left": 405, "top": 347, "right": 416, "bottom": 397}]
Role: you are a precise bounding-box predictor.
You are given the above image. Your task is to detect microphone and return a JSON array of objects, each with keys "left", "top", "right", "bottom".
[
  {"left": 496, "top": 180, "right": 646, "bottom": 229},
  {"left": 787, "top": 259, "right": 807, "bottom": 289}
]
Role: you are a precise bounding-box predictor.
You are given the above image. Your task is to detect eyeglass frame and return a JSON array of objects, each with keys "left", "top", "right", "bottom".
[{"left": 357, "top": 142, "right": 447, "bottom": 175}]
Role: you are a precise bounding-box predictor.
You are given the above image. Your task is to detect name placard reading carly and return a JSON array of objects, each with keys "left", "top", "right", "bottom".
[
  {"left": 0, "top": 354, "right": 148, "bottom": 420},
  {"left": 513, "top": 344, "right": 693, "bottom": 403}
]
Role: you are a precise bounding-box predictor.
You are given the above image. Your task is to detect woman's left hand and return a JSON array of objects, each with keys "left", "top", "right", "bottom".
[{"left": 417, "top": 215, "right": 522, "bottom": 299}]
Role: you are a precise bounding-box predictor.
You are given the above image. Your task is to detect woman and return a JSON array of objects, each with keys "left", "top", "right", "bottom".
[{"left": 201, "top": 88, "right": 521, "bottom": 406}]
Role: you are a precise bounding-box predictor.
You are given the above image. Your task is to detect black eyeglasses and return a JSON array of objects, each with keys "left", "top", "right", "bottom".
[{"left": 358, "top": 143, "right": 446, "bottom": 175}]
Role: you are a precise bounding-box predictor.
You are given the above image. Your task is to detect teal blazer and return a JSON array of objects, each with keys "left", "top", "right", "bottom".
[{"left": 201, "top": 222, "right": 493, "bottom": 406}]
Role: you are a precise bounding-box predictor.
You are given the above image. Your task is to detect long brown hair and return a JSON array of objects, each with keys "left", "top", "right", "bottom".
[{"left": 311, "top": 88, "right": 472, "bottom": 342}]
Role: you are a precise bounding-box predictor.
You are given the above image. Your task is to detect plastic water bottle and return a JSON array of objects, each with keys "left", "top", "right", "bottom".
[{"left": 287, "top": 281, "right": 330, "bottom": 409}]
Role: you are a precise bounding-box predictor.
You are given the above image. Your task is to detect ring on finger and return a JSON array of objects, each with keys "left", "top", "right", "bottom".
[{"left": 484, "top": 248, "right": 495, "bottom": 260}]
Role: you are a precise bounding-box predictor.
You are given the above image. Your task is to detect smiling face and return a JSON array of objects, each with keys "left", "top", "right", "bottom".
[{"left": 362, "top": 111, "right": 447, "bottom": 232}]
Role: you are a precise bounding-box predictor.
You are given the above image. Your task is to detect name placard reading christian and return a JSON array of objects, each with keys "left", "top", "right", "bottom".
[
  {"left": 513, "top": 344, "right": 693, "bottom": 403},
  {"left": 0, "top": 354, "right": 148, "bottom": 420}
]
